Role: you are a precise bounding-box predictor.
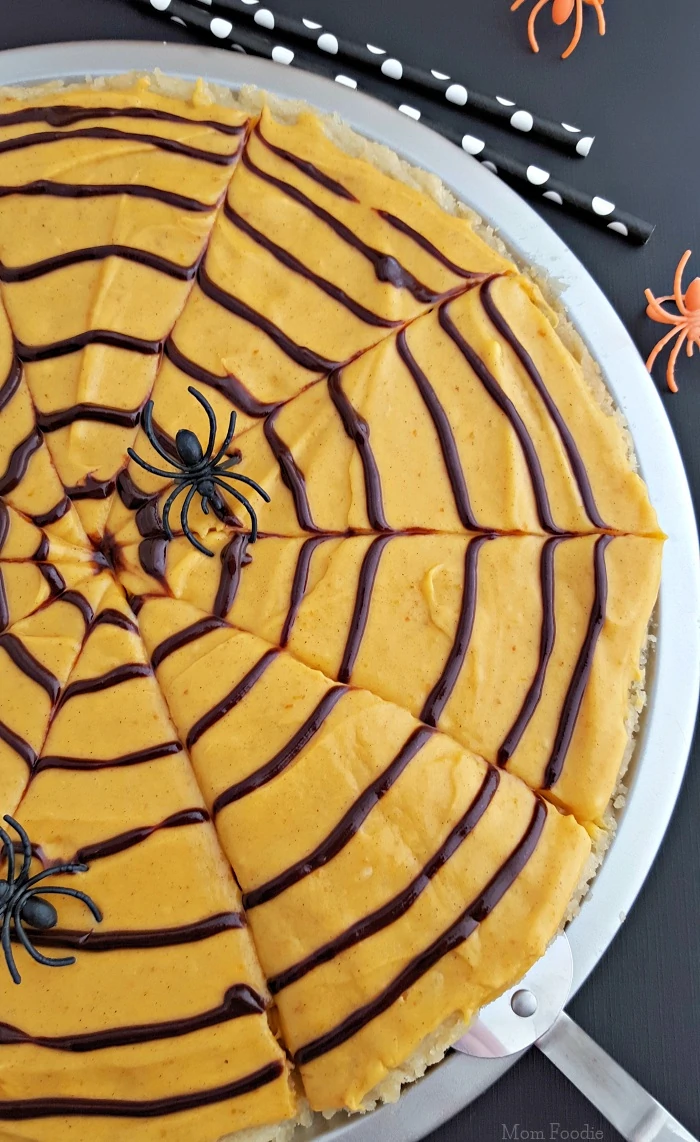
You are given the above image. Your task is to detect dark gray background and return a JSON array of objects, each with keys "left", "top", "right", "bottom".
[{"left": 1, "top": 1, "right": 698, "bottom": 1138}]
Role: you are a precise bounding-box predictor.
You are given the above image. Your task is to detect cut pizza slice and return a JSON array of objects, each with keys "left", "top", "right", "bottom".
[
  {"left": 0, "top": 81, "right": 251, "bottom": 540},
  {"left": 137, "top": 596, "right": 590, "bottom": 1113},
  {"left": 0, "top": 580, "right": 298, "bottom": 1142},
  {"left": 0, "top": 570, "right": 112, "bottom": 817}
]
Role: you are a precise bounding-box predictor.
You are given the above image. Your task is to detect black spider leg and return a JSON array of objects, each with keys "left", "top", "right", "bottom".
[
  {"left": 208, "top": 410, "right": 238, "bottom": 470},
  {"left": 5, "top": 816, "right": 33, "bottom": 888},
  {"left": 180, "top": 484, "right": 214, "bottom": 557},
  {"left": 187, "top": 387, "right": 217, "bottom": 464},
  {"left": 127, "top": 403, "right": 186, "bottom": 480},
  {"left": 0, "top": 825, "right": 15, "bottom": 890},
  {"left": 1, "top": 906, "right": 19, "bottom": 984},
  {"left": 142, "top": 402, "right": 188, "bottom": 472},
  {"left": 161, "top": 480, "right": 190, "bottom": 542},
  {"left": 211, "top": 477, "right": 263, "bottom": 544},
  {"left": 11, "top": 884, "right": 101, "bottom": 978}
]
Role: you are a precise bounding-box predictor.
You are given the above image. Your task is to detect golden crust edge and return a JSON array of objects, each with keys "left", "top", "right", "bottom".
[{"left": 0, "top": 69, "right": 655, "bottom": 1128}]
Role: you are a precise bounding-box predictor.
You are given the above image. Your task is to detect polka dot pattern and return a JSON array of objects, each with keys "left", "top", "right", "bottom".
[{"left": 139, "top": 0, "right": 653, "bottom": 244}]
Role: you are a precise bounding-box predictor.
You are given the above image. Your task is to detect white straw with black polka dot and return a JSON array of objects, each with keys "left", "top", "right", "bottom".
[
  {"left": 136, "top": 0, "right": 655, "bottom": 243},
  {"left": 144, "top": 0, "right": 593, "bottom": 157}
]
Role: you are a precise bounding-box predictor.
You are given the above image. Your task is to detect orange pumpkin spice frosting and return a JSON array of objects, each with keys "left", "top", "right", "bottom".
[{"left": 0, "top": 77, "right": 660, "bottom": 1138}]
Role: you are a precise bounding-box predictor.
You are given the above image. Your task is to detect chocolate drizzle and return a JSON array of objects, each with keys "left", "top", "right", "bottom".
[
  {"left": 269, "top": 765, "right": 500, "bottom": 994},
  {"left": 499, "top": 538, "right": 560, "bottom": 765},
  {"left": 280, "top": 536, "right": 330, "bottom": 646},
  {"left": 421, "top": 536, "right": 490, "bottom": 727},
  {"left": 214, "top": 534, "right": 252, "bottom": 618},
  {"left": 165, "top": 339, "right": 279, "bottom": 418},
  {"left": 34, "top": 740, "right": 182, "bottom": 774},
  {"left": 0, "top": 499, "right": 8, "bottom": 551},
  {"left": 139, "top": 538, "right": 168, "bottom": 583},
  {"left": 225, "top": 202, "right": 399, "bottom": 329},
  {"left": 92, "top": 608, "right": 138, "bottom": 633},
  {"left": 0, "top": 719, "right": 36, "bottom": 769},
  {"left": 339, "top": 536, "right": 392, "bottom": 684},
  {"left": 38, "top": 562, "right": 65, "bottom": 596},
  {"left": 377, "top": 211, "right": 482, "bottom": 279},
  {"left": 16, "top": 329, "right": 162, "bottom": 363},
  {"left": 75, "top": 808, "right": 210, "bottom": 865},
  {"left": 0, "top": 982, "right": 264, "bottom": 1053},
  {"left": 57, "top": 590, "right": 95, "bottom": 626},
  {"left": 0, "top": 245, "right": 197, "bottom": 285},
  {"left": 243, "top": 149, "right": 440, "bottom": 304},
  {"left": 254, "top": 123, "right": 357, "bottom": 198},
  {"left": 152, "top": 616, "right": 228, "bottom": 671},
  {"left": 0, "top": 632, "right": 60, "bottom": 703},
  {"left": 25, "top": 911, "right": 244, "bottom": 952},
  {"left": 243, "top": 725, "right": 433, "bottom": 910},
  {"left": 32, "top": 534, "right": 50, "bottom": 562},
  {"left": 57, "top": 663, "right": 152, "bottom": 708},
  {"left": 397, "top": 328, "right": 479, "bottom": 529},
  {"left": 544, "top": 535, "right": 612, "bottom": 788},
  {"left": 0, "top": 126, "right": 240, "bottom": 166},
  {"left": 214, "top": 686, "right": 346, "bottom": 815},
  {"left": 0, "top": 427, "right": 42, "bottom": 495},
  {"left": 199, "top": 262, "right": 339, "bottom": 373},
  {"left": 328, "top": 370, "right": 390, "bottom": 531},
  {"left": 0, "top": 1061, "right": 283, "bottom": 1120},
  {"left": 31, "top": 496, "right": 71, "bottom": 528},
  {"left": 0, "top": 179, "right": 217, "bottom": 213},
  {"left": 37, "top": 402, "right": 144, "bottom": 433},
  {"left": 186, "top": 649, "right": 278, "bottom": 750},
  {"left": 65, "top": 474, "right": 117, "bottom": 501},
  {"left": 481, "top": 280, "right": 608, "bottom": 530},
  {"left": 0, "top": 357, "right": 21, "bottom": 412},
  {"left": 264, "top": 409, "right": 321, "bottom": 532},
  {"left": 294, "top": 798, "right": 547, "bottom": 1065},
  {"left": 0, "top": 103, "right": 245, "bottom": 136},
  {"left": 440, "top": 303, "right": 564, "bottom": 535}
]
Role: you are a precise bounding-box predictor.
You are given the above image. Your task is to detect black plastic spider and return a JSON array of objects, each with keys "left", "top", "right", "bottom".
[
  {"left": 127, "top": 386, "right": 270, "bottom": 557},
  {"left": 0, "top": 816, "right": 102, "bottom": 985}
]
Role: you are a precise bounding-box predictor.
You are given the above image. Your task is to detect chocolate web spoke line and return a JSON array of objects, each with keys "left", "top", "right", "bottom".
[
  {"left": 293, "top": 798, "right": 547, "bottom": 1065},
  {"left": 439, "top": 301, "right": 565, "bottom": 535},
  {"left": 223, "top": 201, "right": 401, "bottom": 328},
  {"left": 0, "top": 126, "right": 242, "bottom": 167},
  {"left": 241, "top": 146, "right": 442, "bottom": 304},
  {"left": 243, "top": 725, "right": 434, "bottom": 910},
  {"left": 0, "top": 1060, "right": 284, "bottom": 1119},
  {"left": 268, "top": 765, "right": 500, "bottom": 993},
  {"left": 0, "top": 103, "right": 246, "bottom": 136},
  {"left": 0, "top": 982, "right": 266, "bottom": 1053},
  {"left": 0, "top": 180, "right": 220, "bottom": 213},
  {"left": 480, "top": 279, "right": 608, "bottom": 530}
]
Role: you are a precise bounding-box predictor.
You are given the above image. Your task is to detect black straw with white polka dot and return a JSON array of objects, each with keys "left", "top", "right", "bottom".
[
  {"left": 148, "top": 0, "right": 594, "bottom": 157},
  {"left": 136, "top": 0, "right": 654, "bottom": 244}
]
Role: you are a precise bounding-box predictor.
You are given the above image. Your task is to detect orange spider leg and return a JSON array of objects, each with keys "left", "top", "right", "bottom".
[
  {"left": 646, "top": 325, "right": 684, "bottom": 388},
  {"left": 562, "top": 0, "right": 584, "bottom": 58},
  {"left": 511, "top": 0, "right": 529, "bottom": 10},
  {"left": 586, "top": 0, "right": 606, "bottom": 37},
  {"left": 665, "top": 329, "right": 688, "bottom": 393},
  {"left": 644, "top": 290, "right": 683, "bottom": 326},
  {"left": 521, "top": 0, "right": 551, "bottom": 52},
  {"left": 673, "top": 250, "right": 692, "bottom": 313}
]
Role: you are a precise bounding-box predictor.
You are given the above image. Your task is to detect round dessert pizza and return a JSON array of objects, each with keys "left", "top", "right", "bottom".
[{"left": 0, "top": 73, "right": 662, "bottom": 1141}]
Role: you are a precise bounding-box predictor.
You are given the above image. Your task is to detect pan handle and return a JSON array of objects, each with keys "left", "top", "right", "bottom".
[{"left": 537, "top": 1011, "right": 698, "bottom": 1142}]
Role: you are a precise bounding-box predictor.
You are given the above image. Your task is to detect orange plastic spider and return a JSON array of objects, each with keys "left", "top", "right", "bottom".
[
  {"left": 511, "top": 0, "right": 606, "bottom": 59},
  {"left": 645, "top": 250, "right": 700, "bottom": 394}
]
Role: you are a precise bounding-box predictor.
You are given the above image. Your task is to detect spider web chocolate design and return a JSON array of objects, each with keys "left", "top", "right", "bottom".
[{"left": 0, "top": 81, "right": 662, "bottom": 1139}]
